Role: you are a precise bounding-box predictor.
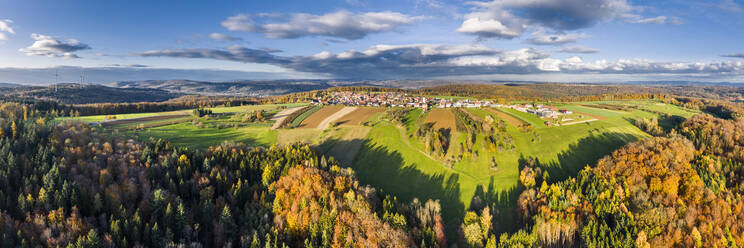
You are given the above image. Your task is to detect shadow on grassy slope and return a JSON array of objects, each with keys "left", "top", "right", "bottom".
[
  {"left": 327, "top": 138, "right": 466, "bottom": 241},
  {"left": 542, "top": 132, "right": 641, "bottom": 183},
  {"left": 324, "top": 131, "right": 644, "bottom": 241},
  {"left": 472, "top": 132, "right": 643, "bottom": 236}
]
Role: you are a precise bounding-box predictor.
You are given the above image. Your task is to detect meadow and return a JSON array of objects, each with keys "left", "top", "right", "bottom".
[
  {"left": 59, "top": 103, "right": 306, "bottom": 123},
  {"left": 62, "top": 98, "right": 697, "bottom": 235}
]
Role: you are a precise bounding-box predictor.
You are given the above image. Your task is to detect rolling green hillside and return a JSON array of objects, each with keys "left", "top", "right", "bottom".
[{"left": 61, "top": 99, "right": 698, "bottom": 236}]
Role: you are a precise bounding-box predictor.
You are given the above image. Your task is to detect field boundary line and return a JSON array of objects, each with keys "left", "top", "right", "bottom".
[
  {"left": 560, "top": 119, "right": 599, "bottom": 126},
  {"left": 317, "top": 107, "right": 357, "bottom": 130},
  {"left": 271, "top": 106, "right": 304, "bottom": 129},
  {"left": 485, "top": 108, "right": 528, "bottom": 128},
  {"left": 95, "top": 114, "right": 190, "bottom": 127}
]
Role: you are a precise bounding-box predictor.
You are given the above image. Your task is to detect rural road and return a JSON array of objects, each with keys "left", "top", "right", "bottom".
[
  {"left": 317, "top": 107, "right": 356, "bottom": 130},
  {"left": 270, "top": 106, "right": 304, "bottom": 129},
  {"left": 395, "top": 125, "right": 437, "bottom": 161}
]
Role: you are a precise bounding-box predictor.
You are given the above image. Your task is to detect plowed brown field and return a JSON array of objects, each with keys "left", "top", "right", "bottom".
[
  {"left": 300, "top": 105, "right": 344, "bottom": 128},
  {"left": 424, "top": 108, "right": 456, "bottom": 130},
  {"left": 335, "top": 107, "right": 384, "bottom": 126}
]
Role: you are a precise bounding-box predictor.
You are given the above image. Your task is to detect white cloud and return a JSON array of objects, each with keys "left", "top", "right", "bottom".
[
  {"left": 627, "top": 15, "right": 683, "bottom": 25},
  {"left": 222, "top": 10, "right": 424, "bottom": 40},
  {"left": 0, "top": 19, "right": 14, "bottom": 41},
  {"left": 221, "top": 14, "right": 258, "bottom": 32},
  {"left": 564, "top": 56, "right": 583, "bottom": 63},
  {"left": 527, "top": 31, "right": 587, "bottom": 45},
  {"left": 0, "top": 19, "right": 14, "bottom": 34},
  {"left": 457, "top": 15, "right": 526, "bottom": 39},
  {"left": 19, "top": 33, "right": 91, "bottom": 58},
  {"left": 459, "top": 0, "right": 680, "bottom": 39},
  {"left": 136, "top": 43, "right": 744, "bottom": 78},
  {"left": 209, "top": 33, "right": 242, "bottom": 42},
  {"left": 557, "top": 45, "right": 600, "bottom": 54}
]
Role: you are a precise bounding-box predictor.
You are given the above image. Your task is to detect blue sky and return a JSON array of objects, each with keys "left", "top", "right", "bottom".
[{"left": 0, "top": 0, "right": 743, "bottom": 84}]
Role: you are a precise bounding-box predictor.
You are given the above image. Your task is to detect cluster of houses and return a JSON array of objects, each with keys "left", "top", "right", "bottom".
[
  {"left": 508, "top": 104, "right": 571, "bottom": 118},
  {"left": 314, "top": 92, "right": 502, "bottom": 111},
  {"left": 314, "top": 92, "right": 577, "bottom": 126},
  {"left": 314, "top": 92, "right": 426, "bottom": 108}
]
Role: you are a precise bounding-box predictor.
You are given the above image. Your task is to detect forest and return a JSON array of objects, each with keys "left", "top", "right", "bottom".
[
  {"left": 0, "top": 102, "right": 446, "bottom": 247},
  {"left": 492, "top": 106, "right": 744, "bottom": 247},
  {"left": 3, "top": 86, "right": 744, "bottom": 247}
]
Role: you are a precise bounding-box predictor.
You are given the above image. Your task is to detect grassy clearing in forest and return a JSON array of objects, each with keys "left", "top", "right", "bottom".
[
  {"left": 131, "top": 122, "right": 277, "bottom": 150},
  {"left": 59, "top": 103, "right": 306, "bottom": 123}
]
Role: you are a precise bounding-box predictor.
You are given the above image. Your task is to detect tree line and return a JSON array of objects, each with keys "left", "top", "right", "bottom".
[
  {"left": 0, "top": 102, "right": 449, "bottom": 247},
  {"left": 492, "top": 111, "right": 744, "bottom": 247}
]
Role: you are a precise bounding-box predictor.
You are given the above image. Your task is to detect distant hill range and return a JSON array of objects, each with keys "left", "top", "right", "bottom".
[
  {"left": 2, "top": 80, "right": 744, "bottom": 105},
  {"left": 105, "top": 79, "right": 508, "bottom": 96},
  {"left": 0, "top": 83, "right": 181, "bottom": 104},
  {"left": 0, "top": 83, "right": 23, "bottom": 88},
  {"left": 107, "top": 80, "right": 335, "bottom": 96}
]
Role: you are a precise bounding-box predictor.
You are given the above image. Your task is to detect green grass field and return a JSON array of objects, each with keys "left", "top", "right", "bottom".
[
  {"left": 57, "top": 103, "right": 307, "bottom": 123},
  {"left": 290, "top": 105, "right": 322, "bottom": 127},
  {"left": 350, "top": 101, "right": 667, "bottom": 235},
  {"left": 112, "top": 99, "right": 694, "bottom": 236},
  {"left": 131, "top": 122, "right": 278, "bottom": 150},
  {"left": 559, "top": 105, "right": 626, "bottom": 118},
  {"left": 59, "top": 111, "right": 189, "bottom": 123},
  {"left": 498, "top": 107, "right": 547, "bottom": 127},
  {"left": 208, "top": 103, "right": 307, "bottom": 113}
]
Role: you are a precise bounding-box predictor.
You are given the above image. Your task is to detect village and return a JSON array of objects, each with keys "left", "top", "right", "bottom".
[{"left": 313, "top": 91, "right": 577, "bottom": 125}]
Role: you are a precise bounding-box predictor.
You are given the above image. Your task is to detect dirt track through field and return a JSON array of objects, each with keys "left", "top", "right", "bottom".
[
  {"left": 335, "top": 107, "right": 384, "bottom": 126},
  {"left": 317, "top": 107, "right": 357, "bottom": 130},
  {"left": 300, "top": 106, "right": 344, "bottom": 128},
  {"left": 424, "top": 108, "right": 457, "bottom": 130},
  {"left": 270, "top": 106, "right": 304, "bottom": 129},
  {"left": 561, "top": 119, "right": 599, "bottom": 126},
  {"left": 99, "top": 114, "right": 190, "bottom": 127}
]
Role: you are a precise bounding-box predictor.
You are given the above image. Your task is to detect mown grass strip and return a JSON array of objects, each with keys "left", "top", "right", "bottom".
[{"left": 290, "top": 105, "right": 323, "bottom": 128}]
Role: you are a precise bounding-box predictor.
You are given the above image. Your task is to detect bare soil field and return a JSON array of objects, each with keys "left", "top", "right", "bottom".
[
  {"left": 270, "top": 106, "right": 304, "bottom": 129},
  {"left": 299, "top": 105, "right": 344, "bottom": 128},
  {"left": 485, "top": 108, "right": 527, "bottom": 128},
  {"left": 316, "top": 107, "right": 357, "bottom": 130},
  {"left": 424, "top": 108, "right": 457, "bottom": 131},
  {"left": 99, "top": 114, "right": 190, "bottom": 127},
  {"left": 335, "top": 107, "right": 384, "bottom": 126}
]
